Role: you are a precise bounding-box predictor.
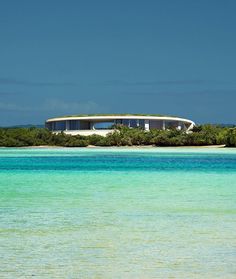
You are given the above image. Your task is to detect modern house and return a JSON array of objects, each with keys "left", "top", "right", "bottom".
[{"left": 45, "top": 114, "right": 195, "bottom": 136}]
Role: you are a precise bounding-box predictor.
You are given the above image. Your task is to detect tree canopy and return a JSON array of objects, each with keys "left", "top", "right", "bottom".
[{"left": 0, "top": 125, "right": 235, "bottom": 147}]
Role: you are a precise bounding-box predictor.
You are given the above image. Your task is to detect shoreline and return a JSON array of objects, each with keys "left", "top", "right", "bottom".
[{"left": 0, "top": 144, "right": 227, "bottom": 149}]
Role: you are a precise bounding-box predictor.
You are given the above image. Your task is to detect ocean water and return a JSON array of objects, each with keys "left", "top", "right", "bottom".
[{"left": 0, "top": 147, "right": 236, "bottom": 279}]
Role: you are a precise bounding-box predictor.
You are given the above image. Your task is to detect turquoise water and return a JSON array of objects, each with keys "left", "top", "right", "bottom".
[{"left": 0, "top": 147, "right": 236, "bottom": 278}]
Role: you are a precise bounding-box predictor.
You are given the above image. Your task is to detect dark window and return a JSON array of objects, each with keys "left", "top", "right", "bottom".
[
  {"left": 165, "top": 121, "right": 178, "bottom": 129},
  {"left": 69, "top": 120, "right": 80, "bottom": 130},
  {"left": 149, "top": 120, "right": 162, "bottom": 130},
  {"left": 115, "top": 119, "right": 122, "bottom": 125},
  {"left": 130, "top": 119, "right": 138, "bottom": 128},
  {"left": 122, "top": 119, "right": 130, "bottom": 127},
  {"left": 79, "top": 121, "right": 90, "bottom": 130},
  {"left": 138, "top": 119, "right": 145, "bottom": 129},
  {"left": 46, "top": 122, "right": 52, "bottom": 131},
  {"left": 54, "top": 121, "right": 66, "bottom": 131}
]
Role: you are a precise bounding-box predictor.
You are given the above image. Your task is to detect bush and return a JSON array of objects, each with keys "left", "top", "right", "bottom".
[
  {"left": 64, "top": 138, "right": 89, "bottom": 147},
  {"left": 87, "top": 134, "right": 104, "bottom": 145},
  {"left": 0, "top": 125, "right": 235, "bottom": 147},
  {"left": 225, "top": 128, "right": 236, "bottom": 147}
]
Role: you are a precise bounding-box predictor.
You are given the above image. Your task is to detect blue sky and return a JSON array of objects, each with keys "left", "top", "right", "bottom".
[{"left": 0, "top": 0, "right": 236, "bottom": 125}]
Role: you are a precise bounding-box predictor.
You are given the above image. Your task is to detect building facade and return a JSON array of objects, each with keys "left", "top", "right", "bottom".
[{"left": 45, "top": 114, "right": 195, "bottom": 136}]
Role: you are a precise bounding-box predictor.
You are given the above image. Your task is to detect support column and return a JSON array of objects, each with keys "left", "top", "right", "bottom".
[
  {"left": 177, "top": 121, "right": 181, "bottom": 130},
  {"left": 187, "top": 122, "right": 194, "bottom": 132},
  {"left": 90, "top": 122, "right": 95, "bottom": 130},
  {"left": 162, "top": 120, "right": 166, "bottom": 130},
  {"left": 66, "top": 120, "right": 69, "bottom": 131},
  {"left": 144, "top": 120, "right": 149, "bottom": 131}
]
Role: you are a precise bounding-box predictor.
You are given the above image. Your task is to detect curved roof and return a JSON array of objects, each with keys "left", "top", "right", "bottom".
[
  {"left": 46, "top": 114, "right": 195, "bottom": 125},
  {"left": 54, "top": 113, "right": 174, "bottom": 118}
]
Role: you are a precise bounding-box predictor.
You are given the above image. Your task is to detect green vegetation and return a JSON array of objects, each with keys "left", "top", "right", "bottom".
[
  {"left": 48, "top": 113, "right": 177, "bottom": 119},
  {"left": 0, "top": 125, "right": 236, "bottom": 147}
]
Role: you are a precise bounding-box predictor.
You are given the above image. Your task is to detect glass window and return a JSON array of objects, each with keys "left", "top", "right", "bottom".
[
  {"left": 69, "top": 120, "right": 80, "bottom": 130},
  {"left": 130, "top": 119, "right": 138, "bottom": 128},
  {"left": 46, "top": 122, "right": 52, "bottom": 131},
  {"left": 138, "top": 119, "right": 145, "bottom": 129},
  {"left": 94, "top": 121, "right": 114, "bottom": 130},
  {"left": 122, "top": 119, "right": 130, "bottom": 127},
  {"left": 54, "top": 121, "right": 66, "bottom": 131},
  {"left": 150, "top": 120, "right": 162, "bottom": 130},
  {"left": 115, "top": 119, "right": 122, "bottom": 125},
  {"left": 165, "top": 121, "right": 178, "bottom": 129},
  {"left": 79, "top": 121, "right": 90, "bottom": 130}
]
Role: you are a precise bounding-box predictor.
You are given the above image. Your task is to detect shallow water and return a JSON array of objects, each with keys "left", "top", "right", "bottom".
[{"left": 0, "top": 147, "right": 236, "bottom": 278}]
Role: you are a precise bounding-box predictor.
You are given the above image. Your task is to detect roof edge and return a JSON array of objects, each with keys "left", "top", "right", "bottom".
[{"left": 46, "top": 114, "right": 195, "bottom": 124}]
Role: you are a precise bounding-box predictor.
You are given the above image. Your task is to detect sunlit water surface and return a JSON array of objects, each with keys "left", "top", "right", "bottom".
[{"left": 0, "top": 147, "right": 236, "bottom": 278}]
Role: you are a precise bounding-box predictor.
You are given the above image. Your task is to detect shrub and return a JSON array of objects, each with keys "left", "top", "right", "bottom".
[
  {"left": 225, "top": 128, "right": 236, "bottom": 147},
  {"left": 0, "top": 125, "right": 235, "bottom": 147}
]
